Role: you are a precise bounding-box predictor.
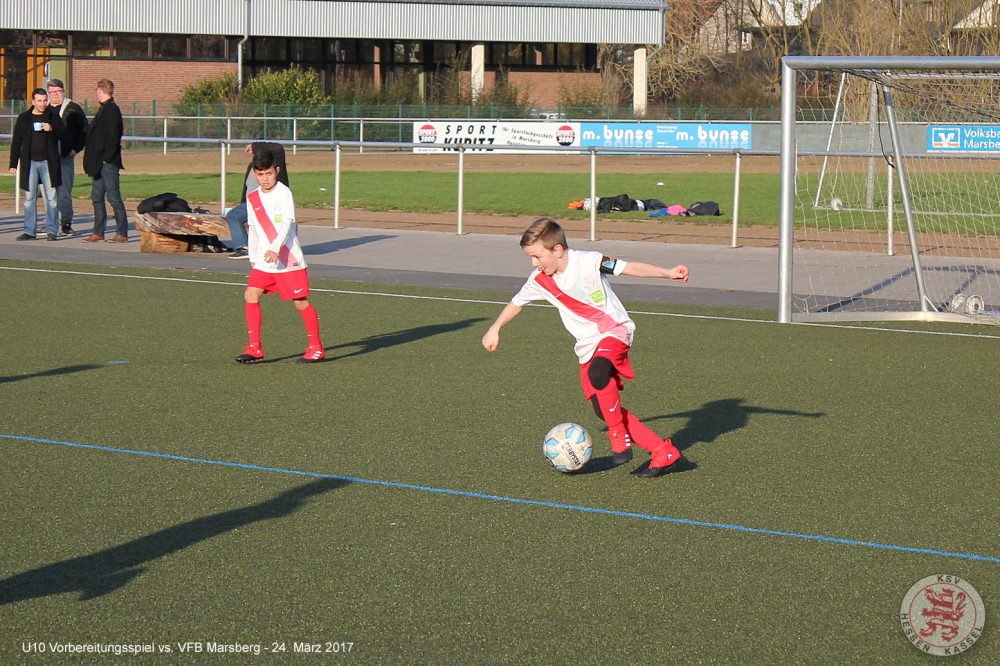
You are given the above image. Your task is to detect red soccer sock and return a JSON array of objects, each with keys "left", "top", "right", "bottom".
[
  {"left": 298, "top": 303, "right": 322, "bottom": 348},
  {"left": 245, "top": 302, "right": 262, "bottom": 348},
  {"left": 622, "top": 408, "right": 666, "bottom": 453},
  {"left": 594, "top": 384, "right": 630, "bottom": 453}
]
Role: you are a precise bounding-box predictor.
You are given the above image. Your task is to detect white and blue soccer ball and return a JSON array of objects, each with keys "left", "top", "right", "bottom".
[{"left": 543, "top": 423, "right": 593, "bottom": 473}]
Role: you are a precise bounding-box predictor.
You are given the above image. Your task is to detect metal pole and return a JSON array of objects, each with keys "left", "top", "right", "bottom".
[
  {"left": 882, "top": 83, "right": 931, "bottom": 311},
  {"left": 865, "top": 81, "right": 878, "bottom": 209},
  {"left": 886, "top": 162, "right": 895, "bottom": 256},
  {"left": 163, "top": 117, "right": 168, "bottom": 154},
  {"left": 220, "top": 141, "right": 227, "bottom": 214},
  {"left": 334, "top": 143, "right": 341, "bottom": 230},
  {"left": 227, "top": 117, "right": 232, "bottom": 154},
  {"left": 457, "top": 145, "right": 465, "bottom": 235},
  {"left": 293, "top": 118, "right": 297, "bottom": 155},
  {"left": 359, "top": 118, "right": 364, "bottom": 154},
  {"left": 589, "top": 148, "right": 597, "bottom": 241},
  {"left": 731, "top": 151, "right": 742, "bottom": 248},
  {"left": 778, "top": 61, "right": 797, "bottom": 324}
]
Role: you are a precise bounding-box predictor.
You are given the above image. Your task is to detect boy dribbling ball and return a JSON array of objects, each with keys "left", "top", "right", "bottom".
[
  {"left": 235, "top": 149, "right": 324, "bottom": 364},
  {"left": 482, "top": 218, "right": 690, "bottom": 477}
]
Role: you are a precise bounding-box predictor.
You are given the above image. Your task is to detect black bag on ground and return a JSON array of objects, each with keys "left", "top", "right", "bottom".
[
  {"left": 137, "top": 192, "right": 192, "bottom": 214},
  {"left": 683, "top": 200, "right": 721, "bottom": 216},
  {"left": 597, "top": 193, "right": 639, "bottom": 213}
]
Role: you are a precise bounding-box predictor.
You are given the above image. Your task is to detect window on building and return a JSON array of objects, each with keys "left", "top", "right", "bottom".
[
  {"left": 73, "top": 33, "right": 111, "bottom": 57},
  {"left": 152, "top": 35, "right": 187, "bottom": 59},
  {"left": 391, "top": 41, "right": 422, "bottom": 64},
  {"left": 433, "top": 42, "right": 460, "bottom": 65},
  {"left": 254, "top": 37, "right": 287, "bottom": 61},
  {"left": 191, "top": 35, "right": 226, "bottom": 60},
  {"left": 329, "top": 39, "right": 357, "bottom": 63},
  {"left": 291, "top": 38, "right": 323, "bottom": 63},
  {"left": 114, "top": 34, "right": 150, "bottom": 58},
  {"left": 557, "top": 43, "right": 586, "bottom": 68}
]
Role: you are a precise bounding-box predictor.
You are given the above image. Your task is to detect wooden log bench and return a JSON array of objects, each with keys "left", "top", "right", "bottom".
[{"left": 133, "top": 212, "right": 231, "bottom": 254}]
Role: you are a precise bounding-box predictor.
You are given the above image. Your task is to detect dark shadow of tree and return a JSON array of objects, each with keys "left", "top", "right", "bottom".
[
  {"left": 0, "top": 364, "right": 102, "bottom": 385},
  {"left": 645, "top": 398, "right": 824, "bottom": 452},
  {"left": 0, "top": 477, "right": 347, "bottom": 605}
]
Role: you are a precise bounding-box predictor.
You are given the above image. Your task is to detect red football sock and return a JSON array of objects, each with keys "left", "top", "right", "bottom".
[
  {"left": 245, "top": 302, "right": 262, "bottom": 347},
  {"left": 622, "top": 408, "right": 665, "bottom": 453},
  {"left": 298, "top": 304, "right": 322, "bottom": 347},
  {"left": 594, "top": 384, "right": 629, "bottom": 452}
]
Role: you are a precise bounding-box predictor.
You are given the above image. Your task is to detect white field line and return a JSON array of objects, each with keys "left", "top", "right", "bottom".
[{"left": 4, "top": 265, "right": 1000, "bottom": 340}]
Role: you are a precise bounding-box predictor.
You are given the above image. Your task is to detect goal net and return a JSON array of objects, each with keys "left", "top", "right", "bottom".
[{"left": 778, "top": 56, "right": 1000, "bottom": 325}]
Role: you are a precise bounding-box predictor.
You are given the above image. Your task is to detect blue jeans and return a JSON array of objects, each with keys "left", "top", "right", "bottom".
[
  {"left": 23, "top": 160, "right": 59, "bottom": 236},
  {"left": 225, "top": 202, "right": 249, "bottom": 249},
  {"left": 90, "top": 162, "right": 129, "bottom": 238},
  {"left": 57, "top": 155, "right": 75, "bottom": 226}
]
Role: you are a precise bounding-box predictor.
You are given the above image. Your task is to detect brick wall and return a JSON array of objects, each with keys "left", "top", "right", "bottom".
[
  {"left": 507, "top": 70, "right": 602, "bottom": 111},
  {"left": 70, "top": 60, "right": 238, "bottom": 109}
]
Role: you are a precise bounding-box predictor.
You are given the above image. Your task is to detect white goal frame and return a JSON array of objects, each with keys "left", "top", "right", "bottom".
[{"left": 778, "top": 56, "right": 1000, "bottom": 324}]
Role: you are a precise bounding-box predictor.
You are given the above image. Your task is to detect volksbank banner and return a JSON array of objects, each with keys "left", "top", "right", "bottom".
[
  {"left": 413, "top": 121, "right": 581, "bottom": 153},
  {"left": 928, "top": 125, "right": 1000, "bottom": 153},
  {"left": 579, "top": 122, "right": 752, "bottom": 150}
]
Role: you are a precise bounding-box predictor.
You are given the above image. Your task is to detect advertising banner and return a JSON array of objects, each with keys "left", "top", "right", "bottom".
[
  {"left": 413, "top": 121, "right": 581, "bottom": 153},
  {"left": 928, "top": 125, "right": 1000, "bottom": 153},
  {"left": 579, "top": 122, "right": 752, "bottom": 150}
]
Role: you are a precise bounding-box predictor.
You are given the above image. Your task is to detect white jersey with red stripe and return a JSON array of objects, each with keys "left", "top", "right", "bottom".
[
  {"left": 246, "top": 181, "right": 307, "bottom": 273},
  {"left": 511, "top": 249, "right": 634, "bottom": 363}
]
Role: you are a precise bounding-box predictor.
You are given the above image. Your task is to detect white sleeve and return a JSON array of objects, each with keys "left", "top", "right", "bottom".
[{"left": 510, "top": 273, "right": 545, "bottom": 307}]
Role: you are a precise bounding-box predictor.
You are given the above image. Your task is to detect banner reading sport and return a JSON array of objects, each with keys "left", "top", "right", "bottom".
[{"left": 413, "top": 121, "right": 581, "bottom": 153}]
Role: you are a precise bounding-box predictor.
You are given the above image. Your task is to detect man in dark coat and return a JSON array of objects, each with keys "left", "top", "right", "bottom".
[
  {"left": 7, "top": 88, "right": 69, "bottom": 241},
  {"left": 82, "top": 78, "right": 129, "bottom": 243},
  {"left": 47, "top": 79, "right": 88, "bottom": 237},
  {"left": 225, "top": 141, "right": 290, "bottom": 259}
]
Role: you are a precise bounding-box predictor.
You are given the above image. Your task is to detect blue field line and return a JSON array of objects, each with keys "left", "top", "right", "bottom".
[{"left": 4, "top": 432, "right": 999, "bottom": 564}]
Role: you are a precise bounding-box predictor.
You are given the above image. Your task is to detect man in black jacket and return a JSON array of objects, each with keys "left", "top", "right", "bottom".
[
  {"left": 225, "top": 141, "right": 289, "bottom": 259},
  {"left": 82, "top": 78, "right": 129, "bottom": 243},
  {"left": 7, "top": 88, "right": 69, "bottom": 241},
  {"left": 47, "top": 79, "right": 88, "bottom": 237}
]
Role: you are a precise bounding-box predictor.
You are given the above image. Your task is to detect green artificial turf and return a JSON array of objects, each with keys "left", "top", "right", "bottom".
[{"left": 1, "top": 260, "right": 999, "bottom": 663}]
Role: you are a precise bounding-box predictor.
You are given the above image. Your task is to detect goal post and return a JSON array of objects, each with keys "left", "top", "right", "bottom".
[{"left": 779, "top": 56, "right": 1000, "bottom": 325}]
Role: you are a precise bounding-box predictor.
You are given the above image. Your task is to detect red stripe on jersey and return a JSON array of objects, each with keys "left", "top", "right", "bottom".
[
  {"left": 248, "top": 188, "right": 293, "bottom": 267},
  {"left": 533, "top": 272, "right": 629, "bottom": 339}
]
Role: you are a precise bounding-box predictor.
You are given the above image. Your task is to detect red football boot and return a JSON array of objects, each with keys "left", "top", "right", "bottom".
[
  {"left": 608, "top": 428, "right": 634, "bottom": 466},
  {"left": 235, "top": 344, "right": 265, "bottom": 364},
  {"left": 298, "top": 345, "right": 325, "bottom": 364},
  {"left": 633, "top": 438, "right": 686, "bottom": 478}
]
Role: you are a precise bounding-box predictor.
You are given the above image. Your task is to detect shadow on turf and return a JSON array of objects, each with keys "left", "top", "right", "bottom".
[
  {"left": 645, "top": 398, "right": 824, "bottom": 452},
  {"left": 259, "top": 317, "right": 489, "bottom": 363},
  {"left": 301, "top": 234, "right": 395, "bottom": 256},
  {"left": 0, "top": 477, "right": 346, "bottom": 605},
  {"left": 0, "top": 364, "right": 103, "bottom": 384}
]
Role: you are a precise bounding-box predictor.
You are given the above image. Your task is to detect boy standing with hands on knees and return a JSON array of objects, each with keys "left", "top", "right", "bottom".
[
  {"left": 482, "top": 218, "right": 690, "bottom": 477},
  {"left": 235, "top": 149, "right": 325, "bottom": 364}
]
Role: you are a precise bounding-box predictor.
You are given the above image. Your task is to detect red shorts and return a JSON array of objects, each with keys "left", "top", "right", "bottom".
[
  {"left": 579, "top": 337, "right": 635, "bottom": 400},
  {"left": 247, "top": 268, "right": 310, "bottom": 301}
]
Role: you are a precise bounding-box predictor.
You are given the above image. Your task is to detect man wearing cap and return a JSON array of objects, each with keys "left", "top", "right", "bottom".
[{"left": 47, "top": 79, "right": 88, "bottom": 237}]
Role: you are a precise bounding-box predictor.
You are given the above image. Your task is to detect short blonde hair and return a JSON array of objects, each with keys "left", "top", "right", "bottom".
[
  {"left": 520, "top": 217, "right": 567, "bottom": 251},
  {"left": 96, "top": 78, "right": 115, "bottom": 96}
]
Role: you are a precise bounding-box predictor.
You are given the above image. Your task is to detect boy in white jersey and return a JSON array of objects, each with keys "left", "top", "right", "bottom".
[
  {"left": 482, "top": 218, "right": 690, "bottom": 477},
  {"left": 235, "top": 149, "right": 324, "bottom": 364}
]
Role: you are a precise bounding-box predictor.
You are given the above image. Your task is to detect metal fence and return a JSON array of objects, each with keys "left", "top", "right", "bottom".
[{"left": 2, "top": 133, "right": 784, "bottom": 247}]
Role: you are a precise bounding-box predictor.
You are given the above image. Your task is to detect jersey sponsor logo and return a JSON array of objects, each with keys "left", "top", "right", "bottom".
[
  {"left": 900, "top": 575, "right": 985, "bottom": 656},
  {"left": 590, "top": 290, "right": 605, "bottom": 304}
]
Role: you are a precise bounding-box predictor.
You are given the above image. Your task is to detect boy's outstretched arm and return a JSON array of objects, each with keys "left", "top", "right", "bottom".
[
  {"left": 482, "top": 302, "right": 523, "bottom": 351},
  {"left": 621, "top": 261, "right": 689, "bottom": 283}
]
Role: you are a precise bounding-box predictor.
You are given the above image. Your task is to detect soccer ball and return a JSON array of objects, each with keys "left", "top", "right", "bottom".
[
  {"left": 830, "top": 197, "right": 843, "bottom": 211},
  {"left": 543, "top": 423, "right": 593, "bottom": 473}
]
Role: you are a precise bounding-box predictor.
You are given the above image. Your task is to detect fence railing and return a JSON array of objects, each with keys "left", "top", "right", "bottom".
[{"left": 2, "top": 133, "right": 785, "bottom": 246}]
